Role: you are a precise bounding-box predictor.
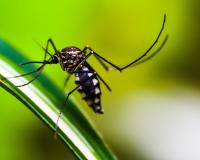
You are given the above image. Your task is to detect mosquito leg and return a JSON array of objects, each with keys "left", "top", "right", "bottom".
[
  {"left": 37, "top": 38, "right": 58, "bottom": 60},
  {"left": 46, "top": 38, "right": 59, "bottom": 54},
  {"left": 16, "top": 65, "right": 45, "bottom": 87},
  {"left": 82, "top": 46, "right": 110, "bottom": 71},
  {"left": 96, "top": 73, "right": 111, "bottom": 92},
  {"left": 108, "top": 34, "right": 169, "bottom": 70},
  {"left": 20, "top": 39, "right": 54, "bottom": 66},
  {"left": 54, "top": 69, "right": 109, "bottom": 138},
  {"left": 45, "top": 38, "right": 64, "bottom": 65},
  {"left": 82, "top": 14, "right": 166, "bottom": 72},
  {"left": 21, "top": 38, "right": 58, "bottom": 66},
  {"left": 64, "top": 74, "right": 72, "bottom": 89},
  {"left": 54, "top": 71, "right": 104, "bottom": 138},
  {"left": 34, "top": 38, "right": 58, "bottom": 64},
  {"left": 4, "top": 61, "right": 47, "bottom": 86},
  {"left": 130, "top": 35, "right": 168, "bottom": 67},
  {"left": 73, "top": 49, "right": 120, "bottom": 72},
  {"left": 35, "top": 38, "right": 54, "bottom": 61},
  {"left": 95, "top": 55, "right": 110, "bottom": 71},
  {"left": 54, "top": 85, "right": 80, "bottom": 139},
  {"left": 44, "top": 39, "right": 53, "bottom": 60},
  {"left": 8, "top": 39, "right": 58, "bottom": 82},
  {"left": 91, "top": 51, "right": 122, "bottom": 71},
  {"left": 2, "top": 39, "right": 58, "bottom": 87},
  {"left": 1, "top": 64, "right": 45, "bottom": 80},
  {"left": 119, "top": 14, "right": 166, "bottom": 71},
  {"left": 34, "top": 39, "right": 53, "bottom": 60},
  {"left": 20, "top": 60, "right": 50, "bottom": 66},
  {"left": 80, "top": 46, "right": 121, "bottom": 71}
]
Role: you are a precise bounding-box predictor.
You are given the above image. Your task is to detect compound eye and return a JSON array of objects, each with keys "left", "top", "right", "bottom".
[{"left": 52, "top": 55, "right": 59, "bottom": 64}]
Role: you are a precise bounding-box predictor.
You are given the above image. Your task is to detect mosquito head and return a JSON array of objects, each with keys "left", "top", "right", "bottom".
[
  {"left": 60, "top": 46, "right": 84, "bottom": 71},
  {"left": 50, "top": 55, "right": 60, "bottom": 64}
]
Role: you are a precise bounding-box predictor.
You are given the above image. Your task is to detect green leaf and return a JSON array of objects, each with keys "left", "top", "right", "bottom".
[{"left": 0, "top": 39, "right": 117, "bottom": 160}]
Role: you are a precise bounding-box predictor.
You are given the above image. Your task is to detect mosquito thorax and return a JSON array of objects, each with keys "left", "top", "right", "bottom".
[{"left": 61, "top": 46, "right": 83, "bottom": 71}]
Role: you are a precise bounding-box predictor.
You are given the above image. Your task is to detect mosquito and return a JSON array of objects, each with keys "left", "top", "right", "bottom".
[{"left": 3, "top": 14, "right": 167, "bottom": 134}]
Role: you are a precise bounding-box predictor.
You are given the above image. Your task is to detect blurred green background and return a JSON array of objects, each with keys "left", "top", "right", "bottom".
[{"left": 1, "top": 0, "right": 200, "bottom": 159}]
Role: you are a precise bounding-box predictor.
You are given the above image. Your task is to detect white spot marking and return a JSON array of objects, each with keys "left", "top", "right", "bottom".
[
  {"left": 92, "top": 79, "right": 98, "bottom": 85},
  {"left": 94, "top": 98, "right": 100, "bottom": 103},
  {"left": 75, "top": 76, "right": 79, "bottom": 81},
  {"left": 69, "top": 51, "right": 80, "bottom": 55},
  {"left": 97, "top": 106, "right": 101, "bottom": 110},
  {"left": 88, "top": 73, "right": 93, "bottom": 77},
  {"left": 83, "top": 67, "right": 89, "bottom": 71},
  {"left": 79, "top": 86, "right": 82, "bottom": 90},
  {"left": 95, "top": 88, "right": 100, "bottom": 94}
]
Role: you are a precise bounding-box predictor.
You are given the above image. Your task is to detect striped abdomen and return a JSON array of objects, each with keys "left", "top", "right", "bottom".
[{"left": 74, "top": 65, "right": 103, "bottom": 114}]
